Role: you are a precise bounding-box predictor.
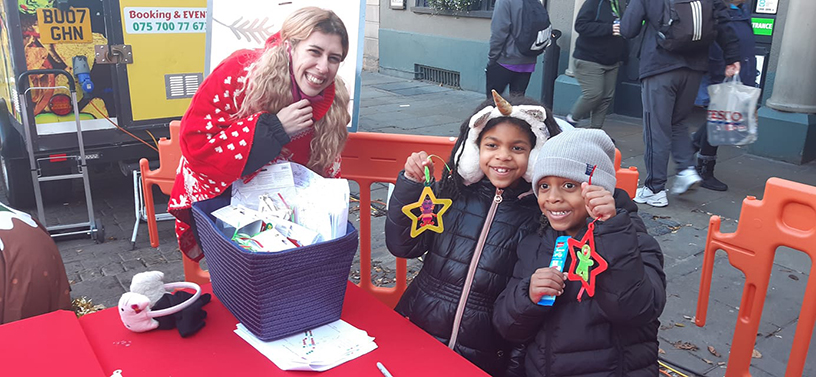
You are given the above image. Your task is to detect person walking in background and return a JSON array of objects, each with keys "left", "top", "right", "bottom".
[
  {"left": 692, "top": 0, "right": 757, "bottom": 191},
  {"left": 487, "top": 0, "right": 549, "bottom": 98},
  {"left": 620, "top": 0, "right": 740, "bottom": 207},
  {"left": 565, "top": 0, "right": 627, "bottom": 129}
]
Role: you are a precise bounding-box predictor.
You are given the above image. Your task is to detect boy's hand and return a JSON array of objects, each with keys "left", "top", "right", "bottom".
[
  {"left": 581, "top": 182, "right": 616, "bottom": 221},
  {"left": 404, "top": 151, "right": 434, "bottom": 183},
  {"left": 529, "top": 267, "right": 567, "bottom": 303}
]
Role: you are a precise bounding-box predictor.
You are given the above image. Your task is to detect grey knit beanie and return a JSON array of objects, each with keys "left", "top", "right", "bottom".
[{"left": 531, "top": 129, "right": 616, "bottom": 196}]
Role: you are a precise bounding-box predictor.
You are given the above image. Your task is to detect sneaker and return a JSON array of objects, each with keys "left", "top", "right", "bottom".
[
  {"left": 671, "top": 167, "right": 702, "bottom": 195},
  {"left": 634, "top": 186, "right": 668, "bottom": 207},
  {"left": 565, "top": 114, "right": 579, "bottom": 127}
]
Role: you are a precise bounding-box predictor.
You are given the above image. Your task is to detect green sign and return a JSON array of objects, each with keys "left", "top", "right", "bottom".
[{"left": 752, "top": 18, "right": 775, "bottom": 36}]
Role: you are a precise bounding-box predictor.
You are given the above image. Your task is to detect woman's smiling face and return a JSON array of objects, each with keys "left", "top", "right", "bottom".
[
  {"left": 478, "top": 121, "right": 533, "bottom": 189},
  {"left": 287, "top": 31, "right": 344, "bottom": 97}
]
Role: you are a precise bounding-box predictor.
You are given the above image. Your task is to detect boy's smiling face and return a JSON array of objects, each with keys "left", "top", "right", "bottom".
[
  {"left": 478, "top": 121, "right": 533, "bottom": 189},
  {"left": 537, "top": 176, "right": 589, "bottom": 237}
]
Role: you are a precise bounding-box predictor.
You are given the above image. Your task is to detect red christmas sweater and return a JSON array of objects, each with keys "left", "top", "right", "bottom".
[{"left": 169, "top": 36, "right": 341, "bottom": 262}]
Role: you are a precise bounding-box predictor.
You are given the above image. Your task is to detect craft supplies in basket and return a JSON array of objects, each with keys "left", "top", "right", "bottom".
[{"left": 191, "top": 194, "right": 359, "bottom": 341}]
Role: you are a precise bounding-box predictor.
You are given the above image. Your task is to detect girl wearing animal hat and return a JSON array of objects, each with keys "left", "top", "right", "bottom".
[{"left": 385, "top": 92, "right": 570, "bottom": 376}]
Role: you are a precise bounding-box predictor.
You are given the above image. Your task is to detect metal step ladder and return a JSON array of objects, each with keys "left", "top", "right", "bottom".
[{"left": 17, "top": 69, "right": 103, "bottom": 242}]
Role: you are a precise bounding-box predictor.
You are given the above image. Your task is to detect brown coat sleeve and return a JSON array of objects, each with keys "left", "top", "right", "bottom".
[{"left": 1, "top": 218, "right": 71, "bottom": 324}]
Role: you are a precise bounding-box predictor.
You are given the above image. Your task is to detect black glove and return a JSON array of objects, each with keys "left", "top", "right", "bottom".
[
  {"left": 153, "top": 293, "right": 178, "bottom": 330},
  {"left": 175, "top": 292, "right": 211, "bottom": 338},
  {"left": 152, "top": 291, "right": 212, "bottom": 337}
]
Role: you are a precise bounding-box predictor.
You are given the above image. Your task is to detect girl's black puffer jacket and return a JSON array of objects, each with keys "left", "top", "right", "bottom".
[{"left": 385, "top": 172, "right": 540, "bottom": 376}]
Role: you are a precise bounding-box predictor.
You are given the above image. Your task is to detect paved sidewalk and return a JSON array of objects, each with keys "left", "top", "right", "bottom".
[{"left": 4, "top": 71, "right": 815, "bottom": 376}]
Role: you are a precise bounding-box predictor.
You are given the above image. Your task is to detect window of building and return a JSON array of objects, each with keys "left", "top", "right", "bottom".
[
  {"left": 414, "top": 0, "right": 495, "bottom": 11},
  {"left": 412, "top": 0, "right": 496, "bottom": 17}
]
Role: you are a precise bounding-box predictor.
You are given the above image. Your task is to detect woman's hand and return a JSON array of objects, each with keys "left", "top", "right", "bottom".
[
  {"left": 529, "top": 267, "right": 567, "bottom": 303},
  {"left": 276, "top": 99, "right": 313, "bottom": 137},
  {"left": 582, "top": 182, "right": 616, "bottom": 221},
  {"left": 403, "top": 151, "right": 433, "bottom": 183}
]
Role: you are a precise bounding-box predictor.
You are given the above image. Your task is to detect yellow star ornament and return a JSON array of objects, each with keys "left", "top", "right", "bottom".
[{"left": 401, "top": 186, "right": 453, "bottom": 238}]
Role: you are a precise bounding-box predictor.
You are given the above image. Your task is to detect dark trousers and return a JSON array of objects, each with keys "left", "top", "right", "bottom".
[
  {"left": 641, "top": 68, "right": 703, "bottom": 192},
  {"left": 486, "top": 63, "right": 532, "bottom": 98},
  {"left": 693, "top": 123, "right": 719, "bottom": 157}
]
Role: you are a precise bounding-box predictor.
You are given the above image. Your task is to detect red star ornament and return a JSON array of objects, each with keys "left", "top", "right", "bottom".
[
  {"left": 401, "top": 186, "right": 453, "bottom": 238},
  {"left": 565, "top": 223, "right": 608, "bottom": 301}
]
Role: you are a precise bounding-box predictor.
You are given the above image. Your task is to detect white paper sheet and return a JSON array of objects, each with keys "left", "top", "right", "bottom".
[
  {"left": 231, "top": 163, "right": 298, "bottom": 210},
  {"left": 234, "top": 320, "right": 377, "bottom": 372},
  {"left": 292, "top": 178, "right": 349, "bottom": 241},
  {"left": 231, "top": 161, "right": 350, "bottom": 242}
]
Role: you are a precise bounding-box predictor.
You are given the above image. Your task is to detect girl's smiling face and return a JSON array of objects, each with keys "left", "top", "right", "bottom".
[
  {"left": 478, "top": 121, "right": 533, "bottom": 189},
  {"left": 287, "top": 31, "right": 344, "bottom": 97},
  {"left": 537, "top": 176, "right": 589, "bottom": 237}
]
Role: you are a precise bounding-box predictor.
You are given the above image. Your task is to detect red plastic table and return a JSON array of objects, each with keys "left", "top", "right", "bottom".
[
  {"left": 78, "top": 282, "right": 489, "bottom": 376},
  {"left": 0, "top": 310, "right": 107, "bottom": 377}
]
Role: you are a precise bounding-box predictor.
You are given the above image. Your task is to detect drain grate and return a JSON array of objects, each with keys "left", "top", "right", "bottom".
[{"left": 415, "top": 64, "right": 460, "bottom": 88}]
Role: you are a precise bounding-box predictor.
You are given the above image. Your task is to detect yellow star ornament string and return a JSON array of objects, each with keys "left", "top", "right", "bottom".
[{"left": 401, "top": 155, "right": 453, "bottom": 238}]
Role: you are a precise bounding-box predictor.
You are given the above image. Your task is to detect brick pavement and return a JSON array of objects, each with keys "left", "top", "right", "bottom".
[{"left": 3, "top": 71, "right": 816, "bottom": 376}]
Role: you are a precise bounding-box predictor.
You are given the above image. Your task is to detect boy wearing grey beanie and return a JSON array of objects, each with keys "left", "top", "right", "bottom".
[
  {"left": 494, "top": 128, "right": 666, "bottom": 377},
  {"left": 531, "top": 128, "right": 618, "bottom": 236}
]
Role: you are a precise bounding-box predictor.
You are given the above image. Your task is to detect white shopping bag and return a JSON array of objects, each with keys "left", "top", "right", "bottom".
[{"left": 706, "top": 76, "right": 761, "bottom": 146}]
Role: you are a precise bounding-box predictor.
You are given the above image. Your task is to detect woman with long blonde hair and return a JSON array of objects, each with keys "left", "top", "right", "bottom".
[{"left": 169, "top": 7, "right": 351, "bottom": 262}]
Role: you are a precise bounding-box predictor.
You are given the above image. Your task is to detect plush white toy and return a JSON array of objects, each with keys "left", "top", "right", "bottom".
[
  {"left": 130, "top": 271, "right": 169, "bottom": 307},
  {"left": 118, "top": 292, "right": 159, "bottom": 332},
  {"left": 118, "top": 281, "right": 202, "bottom": 333}
]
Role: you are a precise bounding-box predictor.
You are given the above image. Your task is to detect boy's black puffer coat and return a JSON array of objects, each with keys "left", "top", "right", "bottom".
[
  {"left": 493, "top": 191, "right": 666, "bottom": 377},
  {"left": 385, "top": 172, "right": 540, "bottom": 376}
]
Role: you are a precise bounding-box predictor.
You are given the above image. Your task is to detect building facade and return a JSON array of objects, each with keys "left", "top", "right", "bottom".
[
  {"left": 377, "top": 0, "right": 815, "bottom": 164},
  {"left": 379, "top": 0, "right": 576, "bottom": 101}
]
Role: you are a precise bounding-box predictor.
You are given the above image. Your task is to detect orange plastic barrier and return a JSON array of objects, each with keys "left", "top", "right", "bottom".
[
  {"left": 341, "top": 132, "right": 638, "bottom": 308},
  {"left": 614, "top": 149, "right": 638, "bottom": 199},
  {"left": 139, "top": 121, "right": 181, "bottom": 248},
  {"left": 341, "top": 132, "right": 457, "bottom": 309},
  {"left": 139, "top": 121, "right": 211, "bottom": 286},
  {"left": 175, "top": 131, "right": 639, "bottom": 307},
  {"left": 696, "top": 177, "right": 816, "bottom": 377}
]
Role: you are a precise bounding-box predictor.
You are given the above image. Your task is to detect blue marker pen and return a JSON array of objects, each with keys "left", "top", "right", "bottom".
[{"left": 537, "top": 235, "right": 571, "bottom": 306}]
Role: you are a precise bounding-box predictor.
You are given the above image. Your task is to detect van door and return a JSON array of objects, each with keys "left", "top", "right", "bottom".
[{"left": 115, "top": 0, "right": 207, "bottom": 125}]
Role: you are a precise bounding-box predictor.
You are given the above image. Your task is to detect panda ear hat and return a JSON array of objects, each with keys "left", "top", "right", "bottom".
[{"left": 455, "top": 90, "right": 572, "bottom": 186}]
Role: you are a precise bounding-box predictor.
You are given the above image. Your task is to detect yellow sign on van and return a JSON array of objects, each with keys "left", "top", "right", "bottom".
[{"left": 37, "top": 8, "right": 93, "bottom": 44}]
